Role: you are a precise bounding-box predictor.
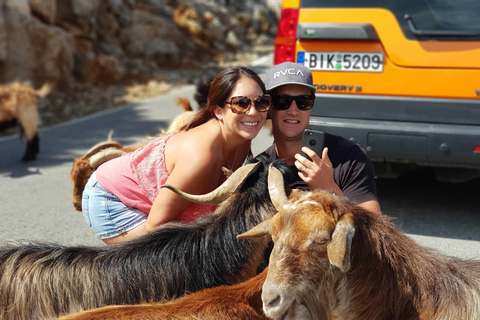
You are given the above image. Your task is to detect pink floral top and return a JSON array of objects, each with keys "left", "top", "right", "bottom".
[{"left": 96, "top": 132, "right": 217, "bottom": 222}]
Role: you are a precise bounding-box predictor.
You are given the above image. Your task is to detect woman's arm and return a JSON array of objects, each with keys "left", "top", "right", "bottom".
[{"left": 144, "top": 137, "right": 221, "bottom": 233}]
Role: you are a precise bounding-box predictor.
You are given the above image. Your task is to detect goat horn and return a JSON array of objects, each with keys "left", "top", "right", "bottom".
[
  {"left": 162, "top": 162, "right": 261, "bottom": 205},
  {"left": 222, "top": 166, "right": 233, "bottom": 178},
  {"left": 83, "top": 141, "right": 124, "bottom": 159},
  {"left": 89, "top": 149, "right": 127, "bottom": 169},
  {"left": 82, "top": 130, "right": 122, "bottom": 159},
  {"left": 268, "top": 164, "right": 289, "bottom": 211}
]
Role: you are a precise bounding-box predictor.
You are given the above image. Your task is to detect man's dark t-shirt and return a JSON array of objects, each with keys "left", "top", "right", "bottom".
[{"left": 259, "top": 133, "right": 378, "bottom": 204}]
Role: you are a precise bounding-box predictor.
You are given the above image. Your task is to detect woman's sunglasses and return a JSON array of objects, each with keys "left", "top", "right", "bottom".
[
  {"left": 272, "top": 94, "right": 315, "bottom": 111},
  {"left": 225, "top": 94, "right": 272, "bottom": 114}
]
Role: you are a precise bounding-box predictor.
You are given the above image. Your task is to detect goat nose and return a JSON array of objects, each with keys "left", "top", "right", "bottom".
[{"left": 262, "top": 291, "right": 282, "bottom": 311}]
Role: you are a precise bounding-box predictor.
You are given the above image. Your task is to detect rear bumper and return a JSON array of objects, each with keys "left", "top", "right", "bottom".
[
  {"left": 310, "top": 93, "right": 480, "bottom": 169},
  {"left": 311, "top": 93, "right": 480, "bottom": 125}
]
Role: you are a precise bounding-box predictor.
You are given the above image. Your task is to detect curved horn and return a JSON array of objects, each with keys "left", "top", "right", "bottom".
[
  {"left": 83, "top": 130, "right": 123, "bottom": 159},
  {"left": 83, "top": 141, "right": 124, "bottom": 159},
  {"left": 162, "top": 162, "right": 261, "bottom": 205},
  {"left": 89, "top": 149, "right": 127, "bottom": 168},
  {"left": 222, "top": 166, "right": 233, "bottom": 178},
  {"left": 268, "top": 164, "right": 288, "bottom": 211}
]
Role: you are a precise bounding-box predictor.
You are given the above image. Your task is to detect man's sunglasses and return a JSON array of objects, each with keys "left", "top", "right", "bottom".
[
  {"left": 225, "top": 94, "right": 272, "bottom": 114},
  {"left": 272, "top": 94, "right": 315, "bottom": 111}
]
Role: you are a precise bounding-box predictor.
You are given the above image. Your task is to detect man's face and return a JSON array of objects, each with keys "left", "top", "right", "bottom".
[{"left": 270, "top": 84, "right": 313, "bottom": 142}]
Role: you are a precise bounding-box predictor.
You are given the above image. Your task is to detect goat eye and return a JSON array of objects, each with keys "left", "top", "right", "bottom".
[
  {"left": 306, "top": 237, "right": 330, "bottom": 249},
  {"left": 316, "top": 238, "right": 330, "bottom": 245}
]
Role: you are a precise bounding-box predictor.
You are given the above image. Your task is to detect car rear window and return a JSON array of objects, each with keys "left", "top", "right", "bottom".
[{"left": 300, "top": 0, "right": 480, "bottom": 40}]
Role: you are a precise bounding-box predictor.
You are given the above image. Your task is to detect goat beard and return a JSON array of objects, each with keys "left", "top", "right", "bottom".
[
  {"left": 293, "top": 266, "right": 343, "bottom": 320},
  {"left": 280, "top": 300, "right": 311, "bottom": 320}
]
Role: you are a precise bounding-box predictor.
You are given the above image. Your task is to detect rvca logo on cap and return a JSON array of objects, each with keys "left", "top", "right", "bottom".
[{"left": 273, "top": 68, "right": 305, "bottom": 79}]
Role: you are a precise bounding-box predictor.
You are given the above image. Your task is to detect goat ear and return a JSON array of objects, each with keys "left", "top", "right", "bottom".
[
  {"left": 327, "top": 214, "right": 355, "bottom": 273},
  {"left": 237, "top": 218, "right": 272, "bottom": 239}
]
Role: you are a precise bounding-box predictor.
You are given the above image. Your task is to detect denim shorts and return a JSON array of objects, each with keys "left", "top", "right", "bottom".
[{"left": 82, "top": 172, "right": 147, "bottom": 239}]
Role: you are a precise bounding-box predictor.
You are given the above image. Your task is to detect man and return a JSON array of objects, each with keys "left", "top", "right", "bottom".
[{"left": 260, "top": 62, "right": 381, "bottom": 214}]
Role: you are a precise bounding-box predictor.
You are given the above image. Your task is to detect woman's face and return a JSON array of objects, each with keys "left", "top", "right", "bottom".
[{"left": 216, "top": 77, "right": 268, "bottom": 142}]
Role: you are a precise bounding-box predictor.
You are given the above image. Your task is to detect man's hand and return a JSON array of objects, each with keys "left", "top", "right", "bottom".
[{"left": 294, "top": 147, "right": 344, "bottom": 197}]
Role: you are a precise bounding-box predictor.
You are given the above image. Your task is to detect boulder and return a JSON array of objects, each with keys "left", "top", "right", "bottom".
[
  {"left": 6, "top": 0, "right": 30, "bottom": 16},
  {"left": 55, "top": 0, "right": 100, "bottom": 38},
  {"left": 75, "top": 53, "right": 125, "bottom": 84},
  {"left": 1, "top": 6, "right": 74, "bottom": 87},
  {"left": 29, "top": 0, "right": 56, "bottom": 24}
]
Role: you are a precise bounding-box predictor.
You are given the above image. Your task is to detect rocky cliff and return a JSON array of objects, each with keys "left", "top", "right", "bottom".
[{"left": 0, "top": 0, "right": 279, "bottom": 89}]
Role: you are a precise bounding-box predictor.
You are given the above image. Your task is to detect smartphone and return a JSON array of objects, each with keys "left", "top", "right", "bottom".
[{"left": 301, "top": 129, "right": 325, "bottom": 160}]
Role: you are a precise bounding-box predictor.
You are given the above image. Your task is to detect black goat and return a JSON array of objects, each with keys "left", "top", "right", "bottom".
[{"left": 0, "top": 155, "right": 294, "bottom": 320}]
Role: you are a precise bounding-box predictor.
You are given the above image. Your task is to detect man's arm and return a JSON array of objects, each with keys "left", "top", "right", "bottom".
[{"left": 359, "top": 199, "right": 382, "bottom": 215}]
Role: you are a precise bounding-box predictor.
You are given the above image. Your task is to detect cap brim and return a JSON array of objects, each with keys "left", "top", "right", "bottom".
[{"left": 267, "top": 82, "right": 316, "bottom": 94}]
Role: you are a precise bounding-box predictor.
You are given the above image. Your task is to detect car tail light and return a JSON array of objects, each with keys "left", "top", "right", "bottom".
[
  {"left": 474, "top": 146, "right": 480, "bottom": 152},
  {"left": 274, "top": 8, "right": 299, "bottom": 65}
]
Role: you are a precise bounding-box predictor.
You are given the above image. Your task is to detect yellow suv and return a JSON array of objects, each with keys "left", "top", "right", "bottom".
[{"left": 274, "top": 0, "right": 480, "bottom": 182}]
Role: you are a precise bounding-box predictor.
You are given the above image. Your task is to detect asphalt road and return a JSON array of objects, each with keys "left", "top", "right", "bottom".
[{"left": 1, "top": 55, "right": 479, "bottom": 260}]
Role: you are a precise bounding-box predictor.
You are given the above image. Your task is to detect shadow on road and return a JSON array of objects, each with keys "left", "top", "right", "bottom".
[
  {"left": 0, "top": 102, "right": 169, "bottom": 177},
  {"left": 377, "top": 167, "right": 480, "bottom": 241}
]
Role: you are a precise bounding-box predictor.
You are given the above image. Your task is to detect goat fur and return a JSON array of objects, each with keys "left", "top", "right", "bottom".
[
  {"left": 70, "top": 131, "right": 144, "bottom": 211},
  {"left": 58, "top": 269, "right": 269, "bottom": 320},
  {"left": 0, "top": 82, "right": 50, "bottom": 161},
  {"left": 240, "top": 188, "right": 480, "bottom": 320},
  {"left": 59, "top": 269, "right": 310, "bottom": 320},
  {"left": 1, "top": 155, "right": 294, "bottom": 320}
]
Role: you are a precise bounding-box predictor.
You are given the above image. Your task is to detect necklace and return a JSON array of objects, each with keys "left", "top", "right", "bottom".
[
  {"left": 224, "top": 142, "right": 239, "bottom": 171},
  {"left": 219, "top": 123, "right": 239, "bottom": 171}
]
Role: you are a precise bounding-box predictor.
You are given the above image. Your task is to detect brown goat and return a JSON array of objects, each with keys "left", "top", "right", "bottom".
[
  {"left": 58, "top": 269, "right": 310, "bottom": 320},
  {"left": 70, "top": 132, "right": 143, "bottom": 211},
  {"left": 57, "top": 270, "right": 268, "bottom": 320},
  {"left": 0, "top": 81, "right": 50, "bottom": 161},
  {"left": 239, "top": 166, "right": 480, "bottom": 320}
]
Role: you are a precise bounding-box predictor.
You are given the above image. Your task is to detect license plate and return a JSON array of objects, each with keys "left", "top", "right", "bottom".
[{"left": 298, "top": 51, "right": 384, "bottom": 72}]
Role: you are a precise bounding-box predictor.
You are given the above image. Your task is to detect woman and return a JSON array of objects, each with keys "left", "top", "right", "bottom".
[{"left": 82, "top": 67, "right": 271, "bottom": 245}]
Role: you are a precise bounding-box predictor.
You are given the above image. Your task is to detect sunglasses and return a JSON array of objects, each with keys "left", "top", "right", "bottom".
[
  {"left": 225, "top": 94, "right": 272, "bottom": 114},
  {"left": 272, "top": 94, "right": 315, "bottom": 111}
]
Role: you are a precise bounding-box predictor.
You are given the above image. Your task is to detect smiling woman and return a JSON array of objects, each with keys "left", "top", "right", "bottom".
[{"left": 81, "top": 67, "right": 270, "bottom": 245}]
